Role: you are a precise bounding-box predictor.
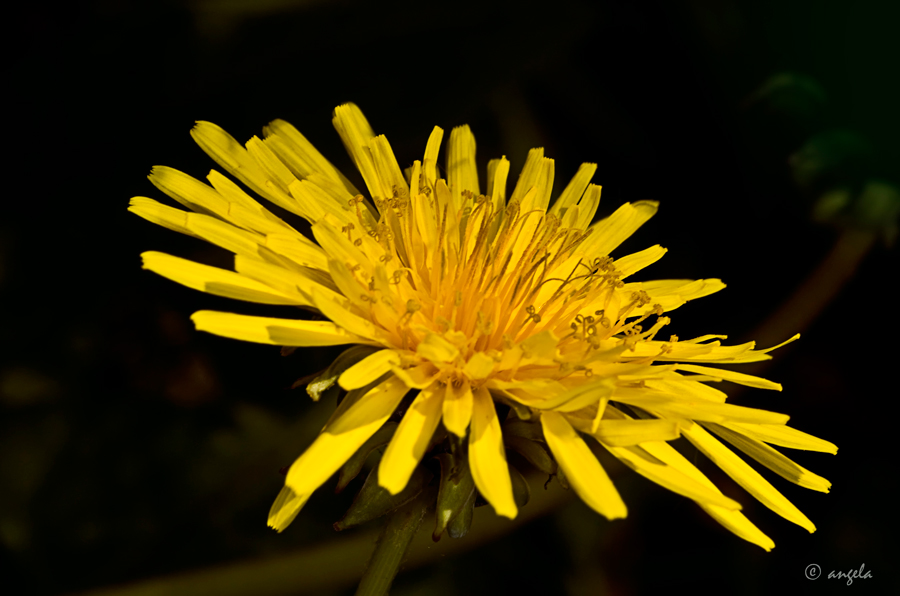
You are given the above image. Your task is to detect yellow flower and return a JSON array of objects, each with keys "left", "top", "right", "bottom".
[{"left": 130, "top": 103, "right": 835, "bottom": 550}]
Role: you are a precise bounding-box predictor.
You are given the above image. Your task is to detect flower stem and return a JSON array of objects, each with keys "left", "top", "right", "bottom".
[
  {"left": 354, "top": 488, "right": 435, "bottom": 596},
  {"left": 735, "top": 227, "right": 876, "bottom": 385}
]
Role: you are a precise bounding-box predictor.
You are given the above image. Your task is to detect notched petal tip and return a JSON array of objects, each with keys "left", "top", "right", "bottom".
[{"left": 267, "top": 485, "right": 310, "bottom": 533}]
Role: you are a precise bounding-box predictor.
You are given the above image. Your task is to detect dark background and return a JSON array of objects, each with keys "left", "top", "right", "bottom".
[{"left": 4, "top": 0, "right": 898, "bottom": 594}]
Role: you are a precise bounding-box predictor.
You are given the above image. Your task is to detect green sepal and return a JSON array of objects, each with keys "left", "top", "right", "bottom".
[
  {"left": 447, "top": 489, "right": 475, "bottom": 539},
  {"left": 336, "top": 422, "right": 399, "bottom": 494},
  {"left": 502, "top": 418, "right": 544, "bottom": 441},
  {"left": 491, "top": 389, "right": 532, "bottom": 420},
  {"left": 505, "top": 435, "right": 557, "bottom": 475},
  {"left": 509, "top": 465, "right": 531, "bottom": 508},
  {"left": 334, "top": 465, "right": 432, "bottom": 531},
  {"left": 306, "top": 345, "right": 381, "bottom": 401},
  {"left": 432, "top": 452, "right": 475, "bottom": 541}
]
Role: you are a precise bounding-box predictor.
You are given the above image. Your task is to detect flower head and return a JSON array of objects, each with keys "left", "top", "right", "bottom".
[{"left": 130, "top": 103, "right": 835, "bottom": 550}]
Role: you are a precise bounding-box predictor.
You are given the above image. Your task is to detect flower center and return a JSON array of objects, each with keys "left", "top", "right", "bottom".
[{"left": 331, "top": 177, "right": 669, "bottom": 384}]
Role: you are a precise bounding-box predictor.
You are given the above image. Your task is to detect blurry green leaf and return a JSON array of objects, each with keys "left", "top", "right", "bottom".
[
  {"left": 744, "top": 72, "right": 827, "bottom": 115},
  {"left": 812, "top": 187, "right": 853, "bottom": 223},
  {"left": 334, "top": 465, "right": 431, "bottom": 531},
  {"left": 790, "top": 129, "right": 872, "bottom": 189},
  {"left": 854, "top": 180, "right": 900, "bottom": 242},
  {"left": 336, "top": 421, "right": 398, "bottom": 494},
  {"left": 305, "top": 345, "right": 380, "bottom": 401},
  {"left": 812, "top": 180, "right": 899, "bottom": 244},
  {"left": 432, "top": 453, "right": 475, "bottom": 540}
]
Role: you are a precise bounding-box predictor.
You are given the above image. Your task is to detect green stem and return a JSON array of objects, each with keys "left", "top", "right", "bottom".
[
  {"left": 354, "top": 488, "right": 434, "bottom": 596},
  {"left": 753, "top": 228, "right": 875, "bottom": 346}
]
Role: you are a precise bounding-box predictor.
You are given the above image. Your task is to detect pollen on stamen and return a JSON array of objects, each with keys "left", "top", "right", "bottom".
[{"left": 524, "top": 305, "right": 541, "bottom": 323}]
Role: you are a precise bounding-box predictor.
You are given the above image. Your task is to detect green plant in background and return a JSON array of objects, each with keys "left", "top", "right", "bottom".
[
  {"left": 129, "top": 104, "right": 836, "bottom": 595},
  {"left": 740, "top": 73, "right": 899, "bottom": 353}
]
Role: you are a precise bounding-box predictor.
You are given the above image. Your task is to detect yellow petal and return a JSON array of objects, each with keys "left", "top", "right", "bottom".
[
  {"left": 442, "top": 379, "right": 474, "bottom": 437},
  {"left": 264, "top": 233, "right": 329, "bottom": 271},
  {"left": 533, "top": 378, "right": 614, "bottom": 412},
  {"left": 128, "top": 197, "right": 199, "bottom": 238},
  {"left": 378, "top": 385, "right": 443, "bottom": 494},
  {"left": 417, "top": 333, "right": 460, "bottom": 363},
  {"left": 246, "top": 136, "right": 298, "bottom": 198},
  {"left": 644, "top": 378, "right": 728, "bottom": 403},
  {"left": 311, "top": 288, "right": 381, "bottom": 342},
  {"left": 262, "top": 118, "right": 359, "bottom": 196},
  {"left": 233, "top": 254, "right": 340, "bottom": 305},
  {"left": 469, "top": 386, "right": 517, "bottom": 519},
  {"left": 370, "top": 134, "right": 409, "bottom": 205},
  {"left": 614, "top": 245, "right": 668, "bottom": 279},
  {"left": 340, "top": 350, "right": 402, "bottom": 390},
  {"left": 511, "top": 149, "right": 554, "bottom": 213},
  {"left": 285, "top": 375, "right": 409, "bottom": 497},
  {"left": 206, "top": 169, "right": 266, "bottom": 211},
  {"left": 390, "top": 363, "right": 440, "bottom": 389},
  {"left": 413, "top": 188, "right": 439, "bottom": 257},
  {"left": 592, "top": 419, "right": 681, "bottom": 446},
  {"left": 148, "top": 166, "right": 227, "bottom": 215},
  {"left": 704, "top": 423, "right": 832, "bottom": 493},
  {"left": 267, "top": 485, "right": 311, "bottom": 533},
  {"left": 723, "top": 422, "right": 837, "bottom": 454},
  {"left": 638, "top": 438, "right": 775, "bottom": 551},
  {"left": 332, "top": 103, "right": 381, "bottom": 200},
  {"left": 624, "top": 278, "right": 727, "bottom": 317},
  {"left": 462, "top": 352, "right": 496, "bottom": 380},
  {"left": 191, "top": 121, "right": 296, "bottom": 212},
  {"left": 447, "top": 124, "right": 480, "bottom": 207},
  {"left": 287, "top": 178, "right": 350, "bottom": 224},
  {"left": 612, "top": 388, "right": 790, "bottom": 425},
  {"left": 191, "top": 311, "right": 370, "bottom": 346},
  {"left": 422, "top": 126, "right": 443, "bottom": 189},
  {"left": 682, "top": 422, "right": 816, "bottom": 533},
  {"left": 141, "top": 251, "right": 305, "bottom": 305},
  {"left": 185, "top": 212, "right": 265, "bottom": 258},
  {"left": 561, "top": 203, "right": 581, "bottom": 229},
  {"left": 519, "top": 330, "right": 560, "bottom": 360},
  {"left": 540, "top": 411, "right": 627, "bottom": 520},
  {"left": 677, "top": 364, "right": 783, "bottom": 391},
  {"left": 604, "top": 443, "right": 742, "bottom": 510},
  {"left": 312, "top": 217, "right": 371, "bottom": 273},
  {"left": 580, "top": 200, "right": 658, "bottom": 256},
  {"left": 486, "top": 157, "right": 510, "bottom": 216},
  {"left": 549, "top": 162, "right": 597, "bottom": 218},
  {"left": 573, "top": 184, "right": 602, "bottom": 230}
]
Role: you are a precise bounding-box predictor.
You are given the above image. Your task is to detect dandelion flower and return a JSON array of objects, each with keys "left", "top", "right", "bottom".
[{"left": 130, "top": 103, "right": 836, "bottom": 550}]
